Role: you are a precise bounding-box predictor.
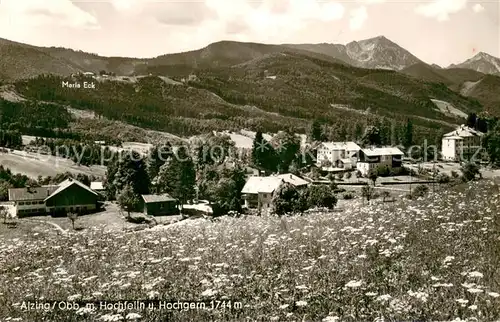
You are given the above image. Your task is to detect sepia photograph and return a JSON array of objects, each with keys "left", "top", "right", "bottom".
[{"left": 0, "top": 0, "right": 499, "bottom": 321}]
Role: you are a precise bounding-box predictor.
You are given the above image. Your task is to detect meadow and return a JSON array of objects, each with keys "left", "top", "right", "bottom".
[
  {"left": 0, "top": 149, "right": 106, "bottom": 179},
  {"left": 0, "top": 180, "right": 499, "bottom": 322}
]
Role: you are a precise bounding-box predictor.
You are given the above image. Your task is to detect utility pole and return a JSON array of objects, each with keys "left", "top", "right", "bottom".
[
  {"left": 409, "top": 167, "right": 412, "bottom": 196},
  {"left": 432, "top": 161, "right": 436, "bottom": 193}
]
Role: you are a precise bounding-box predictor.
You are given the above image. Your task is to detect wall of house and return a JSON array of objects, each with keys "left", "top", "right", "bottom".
[
  {"left": 442, "top": 138, "right": 459, "bottom": 161},
  {"left": 356, "top": 156, "right": 401, "bottom": 176},
  {"left": 258, "top": 192, "right": 273, "bottom": 212},
  {"left": 462, "top": 136, "right": 482, "bottom": 160},
  {"left": 244, "top": 194, "right": 259, "bottom": 208},
  {"left": 144, "top": 201, "right": 178, "bottom": 216},
  {"left": 316, "top": 148, "right": 346, "bottom": 166},
  {"left": 45, "top": 184, "right": 98, "bottom": 214},
  {"left": 15, "top": 200, "right": 47, "bottom": 216}
]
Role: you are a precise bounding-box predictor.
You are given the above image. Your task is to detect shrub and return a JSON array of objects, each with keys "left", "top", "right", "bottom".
[
  {"left": 375, "top": 165, "right": 390, "bottom": 177},
  {"left": 344, "top": 171, "right": 352, "bottom": 179},
  {"left": 451, "top": 170, "right": 460, "bottom": 179},
  {"left": 333, "top": 187, "right": 346, "bottom": 194},
  {"left": 355, "top": 170, "right": 362, "bottom": 178},
  {"left": 437, "top": 173, "right": 450, "bottom": 184},
  {"left": 361, "top": 185, "right": 375, "bottom": 201},
  {"left": 272, "top": 183, "right": 307, "bottom": 216},
  {"left": 343, "top": 192, "right": 354, "bottom": 200},
  {"left": 412, "top": 184, "right": 429, "bottom": 198},
  {"left": 368, "top": 170, "right": 378, "bottom": 186},
  {"left": 460, "top": 162, "right": 481, "bottom": 182},
  {"left": 304, "top": 185, "right": 337, "bottom": 210}
]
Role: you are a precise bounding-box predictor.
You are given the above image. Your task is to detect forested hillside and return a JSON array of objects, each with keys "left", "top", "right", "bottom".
[{"left": 9, "top": 50, "right": 486, "bottom": 144}]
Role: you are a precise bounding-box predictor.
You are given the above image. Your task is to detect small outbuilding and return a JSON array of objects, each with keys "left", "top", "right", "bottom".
[{"left": 141, "top": 193, "right": 179, "bottom": 216}]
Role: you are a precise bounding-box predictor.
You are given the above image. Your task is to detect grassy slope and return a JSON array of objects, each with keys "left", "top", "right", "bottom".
[
  {"left": 1, "top": 180, "right": 499, "bottom": 321},
  {"left": 463, "top": 75, "right": 500, "bottom": 116}
]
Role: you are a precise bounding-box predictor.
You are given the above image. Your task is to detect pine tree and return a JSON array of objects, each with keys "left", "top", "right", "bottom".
[
  {"left": 466, "top": 113, "right": 477, "bottom": 129},
  {"left": 252, "top": 131, "right": 277, "bottom": 172},
  {"left": 110, "top": 151, "right": 150, "bottom": 198},
  {"left": 273, "top": 131, "right": 300, "bottom": 174},
  {"left": 147, "top": 142, "right": 172, "bottom": 182},
  {"left": 403, "top": 119, "right": 413, "bottom": 147},
  {"left": 156, "top": 147, "right": 196, "bottom": 208},
  {"left": 310, "top": 119, "right": 323, "bottom": 142}
]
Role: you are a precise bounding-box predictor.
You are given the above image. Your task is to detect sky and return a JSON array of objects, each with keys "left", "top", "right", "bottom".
[{"left": 0, "top": 0, "right": 498, "bottom": 67}]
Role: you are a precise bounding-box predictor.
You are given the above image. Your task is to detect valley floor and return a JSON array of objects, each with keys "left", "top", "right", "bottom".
[{"left": 0, "top": 180, "right": 499, "bottom": 321}]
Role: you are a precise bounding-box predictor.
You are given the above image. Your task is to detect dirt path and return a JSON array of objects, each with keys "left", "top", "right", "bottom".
[{"left": 25, "top": 219, "right": 67, "bottom": 235}]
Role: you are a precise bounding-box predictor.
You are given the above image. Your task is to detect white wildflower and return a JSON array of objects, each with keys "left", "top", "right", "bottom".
[
  {"left": 467, "top": 271, "right": 484, "bottom": 278},
  {"left": 487, "top": 292, "right": 499, "bottom": 298},
  {"left": 344, "top": 280, "right": 363, "bottom": 288},
  {"left": 376, "top": 294, "right": 392, "bottom": 302},
  {"left": 201, "top": 289, "right": 217, "bottom": 297}
]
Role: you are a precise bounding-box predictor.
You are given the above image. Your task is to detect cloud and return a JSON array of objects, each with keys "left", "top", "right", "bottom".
[
  {"left": 472, "top": 3, "right": 485, "bottom": 13},
  {"left": 414, "top": 0, "right": 468, "bottom": 21},
  {"left": 148, "top": 3, "right": 217, "bottom": 26},
  {"left": 350, "top": 6, "right": 368, "bottom": 30},
  {"left": 0, "top": 0, "right": 99, "bottom": 29}
]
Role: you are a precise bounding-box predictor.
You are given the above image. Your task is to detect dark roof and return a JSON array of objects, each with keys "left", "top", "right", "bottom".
[
  {"left": 8, "top": 186, "right": 59, "bottom": 201},
  {"left": 44, "top": 178, "right": 98, "bottom": 202},
  {"left": 142, "top": 194, "right": 177, "bottom": 203}
]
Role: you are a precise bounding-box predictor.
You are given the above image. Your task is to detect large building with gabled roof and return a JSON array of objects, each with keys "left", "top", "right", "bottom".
[
  {"left": 8, "top": 178, "right": 100, "bottom": 217},
  {"left": 441, "top": 125, "right": 484, "bottom": 161}
]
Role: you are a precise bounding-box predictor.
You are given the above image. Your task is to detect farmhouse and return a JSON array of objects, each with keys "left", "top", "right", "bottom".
[
  {"left": 241, "top": 176, "right": 283, "bottom": 212},
  {"left": 316, "top": 142, "right": 360, "bottom": 169},
  {"left": 356, "top": 147, "right": 404, "bottom": 176},
  {"left": 141, "top": 194, "right": 179, "bottom": 216},
  {"left": 9, "top": 178, "right": 100, "bottom": 217},
  {"left": 441, "top": 125, "right": 484, "bottom": 162}
]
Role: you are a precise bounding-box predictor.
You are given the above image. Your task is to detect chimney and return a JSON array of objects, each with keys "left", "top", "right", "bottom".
[{"left": 290, "top": 174, "right": 292, "bottom": 179}]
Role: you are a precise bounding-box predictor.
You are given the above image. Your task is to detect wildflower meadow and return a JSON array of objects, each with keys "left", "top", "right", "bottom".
[{"left": 1, "top": 180, "right": 499, "bottom": 321}]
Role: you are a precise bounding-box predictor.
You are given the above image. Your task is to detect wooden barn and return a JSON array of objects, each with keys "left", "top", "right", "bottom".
[{"left": 141, "top": 194, "right": 179, "bottom": 216}]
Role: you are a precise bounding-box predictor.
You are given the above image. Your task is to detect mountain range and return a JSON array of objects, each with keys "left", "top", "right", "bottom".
[
  {"left": 0, "top": 35, "right": 499, "bottom": 144},
  {"left": 1, "top": 35, "right": 499, "bottom": 81}
]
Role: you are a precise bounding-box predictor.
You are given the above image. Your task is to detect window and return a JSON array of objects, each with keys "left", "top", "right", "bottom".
[{"left": 19, "top": 202, "right": 25, "bottom": 205}]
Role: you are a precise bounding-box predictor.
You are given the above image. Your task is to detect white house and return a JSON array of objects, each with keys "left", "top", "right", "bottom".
[
  {"left": 356, "top": 147, "right": 404, "bottom": 176},
  {"left": 441, "top": 125, "right": 484, "bottom": 162},
  {"left": 316, "top": 142, "right": 361, "bottom": 169},
  {"left": 241, "top": 176, "right": 283, "bottom": 213}
]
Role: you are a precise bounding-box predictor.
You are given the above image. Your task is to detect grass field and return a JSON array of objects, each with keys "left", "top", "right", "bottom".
[
  {"left": 1, "top": 180, "right": 499, "bottom": 321},
  {"left": 0, "top": 149, "right": 106, "bottom": 179}
]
